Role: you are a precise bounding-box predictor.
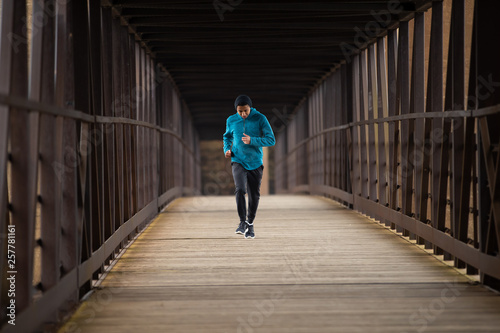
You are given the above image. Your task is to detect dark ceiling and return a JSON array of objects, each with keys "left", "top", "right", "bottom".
[{"left": 110, "top": 0, "right": 430, "bottom": 139}]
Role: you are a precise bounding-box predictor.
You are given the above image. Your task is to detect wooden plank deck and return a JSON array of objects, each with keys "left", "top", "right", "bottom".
[{"left": 58, "top": 195, "right": 500, "bottom": 333}]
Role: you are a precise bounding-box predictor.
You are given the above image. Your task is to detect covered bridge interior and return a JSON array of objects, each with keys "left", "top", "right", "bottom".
[{"left": 1, "top": 0, "right": 500, "bottom": 331}]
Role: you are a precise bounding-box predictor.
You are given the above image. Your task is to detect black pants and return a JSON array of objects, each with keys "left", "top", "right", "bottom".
[{"left": 232, "top": 162, "right": 264, "bottom": 223}]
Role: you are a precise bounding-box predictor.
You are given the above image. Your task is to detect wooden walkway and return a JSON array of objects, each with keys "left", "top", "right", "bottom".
[{"left": 59, "top": 195, "right": 500, "bottom": 333}]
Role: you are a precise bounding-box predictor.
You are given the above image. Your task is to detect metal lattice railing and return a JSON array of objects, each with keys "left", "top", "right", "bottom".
[
  {"left": 0, "top": 1, "right": 200, "bottom": 331},
  {"left": 275, "top": 0, "right": 500, "bottom": 290}
]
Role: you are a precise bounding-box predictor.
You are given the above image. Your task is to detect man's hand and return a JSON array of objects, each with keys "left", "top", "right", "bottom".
[
  {"left": 242, "top": 133, "right": 251, "bottom": 144},
  {"left": 225, "top": 150, "right": 232, "bottom": 158}
]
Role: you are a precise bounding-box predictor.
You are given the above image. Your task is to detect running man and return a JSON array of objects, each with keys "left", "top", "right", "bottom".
[{"left": 223, "top": 95, "right": 276, "bottom": 239}]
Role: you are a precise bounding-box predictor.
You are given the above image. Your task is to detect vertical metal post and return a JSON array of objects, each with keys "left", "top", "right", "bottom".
[
  {"left": 402, "top": 19, "right": 414, "bottom": 220},
  {"left": 450, "top": 0, "right": 466, "bottom": 267},
  {"left": 60, "top": 0, "right": 78, "bottom": 286},
  {"left": 8, "top": 0, "right": 31, "bottom": 311},
  {"left": 428, "top": 0, "right": 445, "bottom": 255},
  {"left": 1, "top": 1, "right": 20, "bottom": 310},
  {"left": 387, "top": 29, "right": 399, "bottom": 218},
  {"left": 377, "top": 37, "right": 389, "bottom": 208},
  {"left": 87, "top": 0, "right": 103, "bottom": 261},
  {"left": 0, "top": 0, "right": 14, "bottom": 244},
  {"left": 413, "top": 12, "right": 426, "bottom": 223},
  {"left": 475, "top": 0, "right": 500, "bottom": 288},
  {"left": 367, "top": 44, "right": 378, "bottom": 206},
  {"left": 121, "top": 27, "right": 131, "bottom": 222},
  {"left": 343, "top": 64, "right": 353, "bottom": 198},
  {"left": 359, "top": 51, "right": 369, "bottom": 203},
  {"left": 352, "top": 55, "right": 362, "bottom": 199},
  {"left": 101, "top": 7, "right": 115, "bottom": 245},
  {"left": 129, "top": 35, "right": 138, "bottom": 216},
  {"left": 39, "top": 0, "right": 58, "bottom": 294},
  {"left": 111, "top": 16, "right": 124, "bottom": 231},
  {"left": 460, "top": 0, "right": 478, "bottom": 274},
  {"left": 398, "top": 21, "right": 411, "bottom": 234}
]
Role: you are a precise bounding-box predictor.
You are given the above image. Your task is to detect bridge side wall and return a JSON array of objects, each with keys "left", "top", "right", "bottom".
[
  {"left": 0, "top": 1, "right": 200, "bottom": 331},
  {"left": 275, "top": 0, "right": 500, "bottom": 290}
]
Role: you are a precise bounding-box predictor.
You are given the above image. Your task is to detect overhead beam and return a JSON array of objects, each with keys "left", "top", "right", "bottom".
[{"left": 115, "top": 2, "right": 415, "bottom": 12}]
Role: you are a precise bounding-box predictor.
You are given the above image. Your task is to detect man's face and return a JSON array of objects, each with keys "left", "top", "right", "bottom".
[{"left": 237, "top": 105, "right": 251, "bottom": 119}]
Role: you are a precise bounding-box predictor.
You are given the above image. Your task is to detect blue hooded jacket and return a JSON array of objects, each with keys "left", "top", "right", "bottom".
[{"left": 223, "top": 108, "right": 276, "bottom": 170}]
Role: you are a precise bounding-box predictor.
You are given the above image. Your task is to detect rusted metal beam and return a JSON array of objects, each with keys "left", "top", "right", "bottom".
[
  {"left": 59, "top": 0, "right": 79, "bottom": 294},
  {"left": 413, "top": 12, "right": 426, "bottom": 227},
  {"left": 397, "top": 20, "right": 411, "bottom": 235},
  {"left": 428, "top": 0, "right": 444, "bottom": 255},
  {"left": 376, "top": 38, "right": 389, "bottom": 208},
  {"left": 112, "top": 15, "right": 125, "bottom": 231},
  {"left": 121, "top": 28, "right": 132, "bottom": 222},
  {"left": 387, "top": 29, "right": 399, "bottom": 216},
  {"left": 449, "top": 0, "right": 467, "bottom": 267},
  {"left": 102, "top": 7, "right": 116, "bottom": 245},
  {"left": 8, "top": 0, "right": 32, "bottom": 312},
  {"left": 342, "top": 65, "right": 352, "bottom": 197},
  {"left": 401, "top": 19, "right": 415, "bottom": 221},
  {"left": 367, "top": 44, "right": 378, "bottom": 205},
  {"left": 38, "top": 0, "right": 58, "bottom": 299},
  {"left": 0, "top": 0, "right": 14, "bottom": 312},
  {"left": 351, "top": 56, "right": 362, "bottom": 198},
  {"left": 458, "top": 0, "right": 478, "bottom": 273},
  {"left": 359, "top": 51, "right": 369, "bottom": 203}
]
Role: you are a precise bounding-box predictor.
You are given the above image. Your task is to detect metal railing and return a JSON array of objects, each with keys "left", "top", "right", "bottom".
[
  {"left": 0, "top": 1, "right": 200, "bottom": 331},
  {"left": 275, "top": 0, "right": 500, "bottom": 289}
]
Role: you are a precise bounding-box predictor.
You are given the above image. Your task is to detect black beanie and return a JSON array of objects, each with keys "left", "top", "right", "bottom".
[{"left": 234, "top": 95, "right": 252, "bottom": 109}]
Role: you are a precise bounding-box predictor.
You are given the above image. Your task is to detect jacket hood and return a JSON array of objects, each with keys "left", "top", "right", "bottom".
[{"left": 236, "top": 107, "right": 259, "bottom": 119}]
